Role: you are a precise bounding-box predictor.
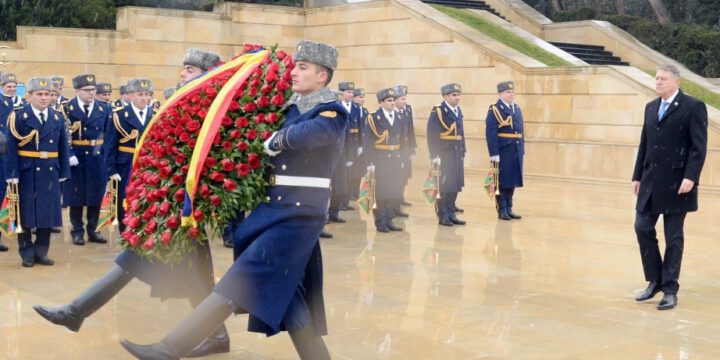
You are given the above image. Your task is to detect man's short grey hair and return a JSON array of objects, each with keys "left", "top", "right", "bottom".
[{"left": 657, "top": 64, "right": 681, "bottom": 79}]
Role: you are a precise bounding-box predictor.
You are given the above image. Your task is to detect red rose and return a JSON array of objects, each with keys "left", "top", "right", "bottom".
[
  {"left": 188, "top": 139, "right": 197, "bottom": 148},
  {"left": 175, "top": 154, "right": 186, "bottom": 165},
  {"left": 237, "top": 142, "right": 248, "bottom": 151},
  {"left": 236, "top": 163, "right": 250, "bottom": 177},
  {"left": 243, "top": 44, "right": 254, "bottom": 53},
  {"left": 159, "top": 201, "right": 171, "bottom": 216},
  {"left": 186, "top": 120, "right": 201, "bottom": 132},
  {"left": 127, "top": 215, "right": 141, "bottom": 229},
  {"left": 243, "top": 102, "right": 257, "bottom": 113},
  {"left": 159, "top": 166, "right": 171, "bottom": 179},
  {"left": 172, "top": 174, "right": 184, "bottom": 185},
  {"left": 193, "top": 209, "right": 204, "bottom": 221},
  {"left": 248, "top": 153, "right": 261, "bottom": 169},
  {"left": 181, "top": 165, "right": 189, "bottom": 174},
  {"left": 213, "top": 133, "right": 222, "bottom": 145},
  {"left": 264, "top": 71, "right": 279, "bottom": 83},
  {"left": 130, "top": 233, "right": 141, "bottom": 247},
  {"left": 276, "top": 50, "right": 287, "bottom": 60},
  {"left": 161, "top": 231, "right": 172, "bottom": 245},
  {"left": 276, "top": 80, "right": 290, "bottom": 92},
  {"left": 210, "top": 195, "right": 222, "bottom": 206},
  {"left": 261, "top": 131, "right": 272, "bottom": 140},
  {"left": 198, "top": 109, "right": 208, "bottom": 119},
  {"left": 228, "top": 101, "right": 240, "bottom": 111},
  {"left": 257, "top": 96, "right": 270, "bottom": 109},
  {"left": 224, "top": 178, "right": 237, "bottom": 191},
  {"left": 271, "top": 93, "right": 285, "bottom": 107},
  {"left": 200, "top": 184, "right": 211, "bottom": 198},
  {"left": 246, "top": 129, "right": 258, "bottom": 140},
  {"left": 175, "top": 189, "right": 186, "bottom": 202},
  {"left": 144, "top": 219, "right": 157, "bottom": 235},
  {"left": 204, "top": 86, "right": 218, "bottom": 97},
  {"left": 189, "top": 227, "right": 200, "bottom": 238},
  {"left": 222, "top": 141, "right": 233, "bottom": 152},
  {"left": 282, "top": 69, "right": 293, "bottom": 80},
  {"left": 164, "top": 137, "right": 176, "bottom": 146},
  {"left": 142, "top": 236, "right": 155, "bottom": 250},
  {"left": 157, "top": 186, "right": 169, "bottom": 198},
  {"left": 148, "top": 202, "right": 158, "bottom": 216},
  {"left": 179, "top": 132, "right": 191, "bottom": 143},
  {"left": 130, "top": 199, "right": 141, "bottom": 212},
  {"left": 230, "top": 130, "right": 241, "bottom": 139},
  {"left": 235, "top": 117, "right": 249, "bottom": 128},
  {"left": 166, "top": 215, "right": 179, "bottom": 229},
  {"left": 267, "top": 113, "right": 279, "bottom": 124},
  {"left": 221, "top": 116, "right": 233, "bottom": 127},
  {"left": 268, "top": 62, "right": 280, "bottom": 73},
  {"left": 255, "top": 113, "right": 265, "bottom": 123},
  {"left": 210, "top": 171, "right": 225, "bottom": 183},
  {"left": 205, "top": 157, "right": 217, "bottom": 168},
  {"left": 260, "top": 84, "right": 273, "bottom": 95},
  {"left": 221, "top": 159, "right": 235, "bottom": 172},
  {"left": 248, "top": 87, "right": 258, "bottom": 97}
]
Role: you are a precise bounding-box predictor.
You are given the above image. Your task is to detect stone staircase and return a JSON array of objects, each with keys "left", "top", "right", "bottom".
[
  {"left": 420, "top": 0, "right": 505, "bottom": 19},
  {"left": 549, "top": 42, "right": 629, "bottom": 66}
]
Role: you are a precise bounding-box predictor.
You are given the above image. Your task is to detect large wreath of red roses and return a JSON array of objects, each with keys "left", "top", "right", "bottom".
[{"left": 119, "top": 44, "right": 294, "bottom": 264}]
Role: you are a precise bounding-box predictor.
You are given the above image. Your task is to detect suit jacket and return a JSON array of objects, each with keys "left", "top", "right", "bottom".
[{"left": 632, "top": 90, "right": 708, "bottom": 214}]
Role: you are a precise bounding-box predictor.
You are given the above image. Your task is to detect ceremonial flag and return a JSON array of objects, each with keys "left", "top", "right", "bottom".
[
  {"left": 357, "top": 174, "right": 371, "bottom": 213},
  {"left": 96, "top": 190, "right": 114, "bottom": 232},
  {"left": 421, "top": 171, "right": 438, "bottom": 204},
  {"left": 0, "top": 197, "right": 15, "bottom": 237},
  {"left": 484, "top": 169, "right": 496, "bottom": 196}
]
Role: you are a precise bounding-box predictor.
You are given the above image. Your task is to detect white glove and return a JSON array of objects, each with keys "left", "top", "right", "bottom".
[
  {"left": 60, "top": 178, "right": 67, "bottom": 182},
  {"left": 263, "top": 132, "right": 281, "bottom": 157},
  {"left": 490, "top": 155, "right": 500, "bottom": 162},
  {"left": 6, "top": 178, "right": 18, "bottom": 184},
  {"left": 357, "top": 147, "right": 363, "bottom": 156},
  {"left": 431, "top": 157, "right": 441, "bottom": 166},
  {"left": 346, "top": 161, "right": 353, "bottom": 167},
  {"left": 110, "top": 174, "right": 121, "bottom": 181},
  {"left": 69, "top": 156, "right": 79, "bottom": 166}
]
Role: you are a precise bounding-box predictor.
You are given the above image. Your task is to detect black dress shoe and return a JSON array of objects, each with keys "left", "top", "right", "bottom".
[
  {"left": 22, "top": 259, "right": 34, "bottom": 268},
  {"left": 185, "top": 334, "right": 230, "bottom": 357},
  {"left": 88, "top": 233, "right": 108, "bottom": 244},
  {"left": 376, "top": 226, "right": 390, "bottom": 233},
  {"left": 498, "top": 212, "right": 511, "bottom": 221},
  {"left": 339, "top": 204, "right": 355, "bottom": 211},
  {"left": 657, "top": 294, "right": 678, "bottom": 310},
  {"left": 72, "top": 235, "right": 85, "bottom": 246},
  {"left": 387, "top": 222, "right": 402, "bottom": 231},
  {"left": 319, "top": 230, "right": 333, "bottom": 238},
  {"left": 120, "top": 339, "right": 179, "bottom": 360},
  {"left": 453, "top": 206, "right": 464, "bottom": 213},
  {"left": 635, "top": 282, "right": 661, "bottom": 302},
  {"left": 508, "top": 211, "right": 522, "bottom": 219},
  {"left": 0, "top": 241, "right": 8, "bottom": 252},
  {"left": 34, "top": 256, "right": 54, "bottom": 266},
  {"left": 450, "top": 217, "right": 466, "bottom": 225},
  {"left": 394, "top": 211, "right": 409, "bottom": 218},
  {"left": 328, "top": 215, "right": 346, "bottom": 223},
  {"left": 51, "top": 228, "right": 62, "bottom": 234},
  {"left": 401, "top": 201, "right": 412, "bottom": 207},
  {"left": 439, "top": 218, "right": 453, "bottom": 226}
]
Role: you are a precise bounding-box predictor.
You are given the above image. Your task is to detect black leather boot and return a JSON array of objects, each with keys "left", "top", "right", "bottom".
[
  {"left": 34, "top": 265, "right": 132, "bottom": 332},
  {"left": 185, "top": 325, "right": 230, "bottom": 357},
  {"left": 121, "top": 292, "right": 236, "bottom": 360},
  {"left": 289, "top": 324, "right": 331, "bottom": 360}
]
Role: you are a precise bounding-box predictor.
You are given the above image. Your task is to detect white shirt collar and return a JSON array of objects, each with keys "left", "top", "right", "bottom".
[
  {"left": 661, "top": 89, "right": 680, "bottom": 104},
  {"left": 77, "top": 97, "right": 94, "bottom": 113},
  {"left": 382, "top": 108, "right": 395, "bottom": 125},
  {"left": 444, "top": 101, "right": 459, "bottom": 115},
  {"left": 131, "top": 103, "right": 148, "bottom": 124},
  {"left": 31, "top": 105, "right": 49, "bottom": 121}
]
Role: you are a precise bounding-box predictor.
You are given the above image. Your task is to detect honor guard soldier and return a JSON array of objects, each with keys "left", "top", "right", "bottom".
[
  {"left": 95, "top": 82, "right": 113, "bottom": 103},
  {"left": 485, "top": 81, "right": 524, "bottom": 220},
  {"left": 0, "top": 81, "right": 12, "bottom": 252},
  {"left": 113, "top": 85, "right": 129, "bottom": 110},
  {"left": 365, "top": 87, "right": 405, "bottom": 233},
  {"left": 36, "top": 52, "right": 232, "bottom": 358},
  {"left": 328, "top": 81, "right": 358, "bottom": 222},
  {"left": 394, "top": 85, "right": 416, "bottom": 211},
  {"left": 62, "top": 74, "right": 111, "bottom": 246},
  {"left": 349, "top": 87, "right": 368, "bottom": 197},
  {"left": 120, "top": 39, "right": 344, "bottom": 360},
  {"left": 338, "top": 82, "right": 362, "bottom": 207},
  {"left": 50, "top": 75, "right": 69, "bottom": 107},
  {"left": 1, "top": 73, "right": 26, "bottom": 109},
  {"left": 427, "top": 83, "right": 466, "bottom": 226},
  {"left": 105, "top": 78, "right": 154, "bottom": 233},
  {"left": 5, "top": 77, "right": 71, "bottom": 267}
]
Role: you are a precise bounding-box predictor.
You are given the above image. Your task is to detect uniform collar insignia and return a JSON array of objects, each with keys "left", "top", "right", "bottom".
[
  {"left": 124, "top": 111, "right": 129, "bottom": 118},
  {"left": 54, "top": 113, "right": 59, "bottom": 121},
  {"left": 69, "top": 104, "right": 74, "bottom": 111},
  {"left": 22, "top": 112, "right": 28, "bottom": 119}
]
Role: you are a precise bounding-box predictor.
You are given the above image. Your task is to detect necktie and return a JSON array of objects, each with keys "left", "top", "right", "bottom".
[
  {"left": 39, "top": 112, "right": 46, "bottom": 124},
  {"left": 658, "top": 101, "right": 669, "bottom": 121},
  {"left": 453, "top": 108, "right": 458, "bottom": 117},
  {"left": 83, "top": 104, "right": 90, "bottom": 117}
]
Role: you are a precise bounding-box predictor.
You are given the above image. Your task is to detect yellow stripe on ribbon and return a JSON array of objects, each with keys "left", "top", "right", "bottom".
[{"left": 181, "top": 49, "right": 271, "bottom": 227}]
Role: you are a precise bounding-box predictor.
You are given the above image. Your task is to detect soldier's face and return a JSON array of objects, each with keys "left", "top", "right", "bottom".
[
  {"left": 342, "top": 90, "right": 354, "bottom": 101},
  {"left": 49, "top": 91, "right": 59, "bottom": 103},
  {"left": 96, "top": 93, "right": 112, "bottom": 102},
  {"left": 28, "top": 90, "right": 50, "bottom": 110},
  {"left": 2, "top": 82, "right": 16, "bottom": 96},
  {"left": 499, "top": 89, "right": 515, "bottom": 104},
  {"left": 380, "top": 97, "right": 395, "bottom": 112},
  {"left": 395, "top": 95, "right": 407, "bottom": 109},
  {"left": 655, "top": 70, "right": 680, "bottom": 99},
  {"left": 353, "top": 94, "right": 365, "bottom": 106},
  {"left": 291, "top": 61, "right": 328, "bottom": 96},
  {"left": 77, "top": 86, "right": 97, "bottom": 103},
  {"left": 180, "top": 65, "right": 203, "bottom": 83},
  {"left": 443, "top": 92, "right": 461, "bottom": 107},
  {"left": 122, "top": 93, "right": 132, "bottom": 102},
  {"left": 130, "top": 91, "right": 152, "bottom": 109}
]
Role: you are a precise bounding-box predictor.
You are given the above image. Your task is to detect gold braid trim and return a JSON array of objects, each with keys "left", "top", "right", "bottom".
[
  {"left": 113, "top": 112, "right": 138, "bottom": 144},
  {"left": 367, "top": 113, "right": 389, "bottom": 145},
  {"left": 8, "top": 112, "right": 39, "bottom": 149},
  {"left": 435, "top": 106, "right": 457, "bottom": 139},
  {"left": 69, "top": 121, "right": 83, "bottom": 139},
  {"left": 491, "top": 105, "right": 513, "bottom": 130}
]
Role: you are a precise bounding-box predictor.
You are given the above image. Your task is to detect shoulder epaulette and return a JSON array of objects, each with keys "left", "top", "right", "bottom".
[
  {"left": 491, "top": 104, "right": 513, "bottom": 129},
  {"left": 320, "top": 110, "right": 337, "bottom": 117},
  {"left": 113, "top": 106, "right": 124, "bottom": 113}
]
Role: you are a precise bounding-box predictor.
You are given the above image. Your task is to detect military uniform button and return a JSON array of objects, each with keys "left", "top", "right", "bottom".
[
  {"left": 36, "top": 167, "right": 41, "bottom": 171},
  {"left": 281, "top": 165, "right": 287, "bottom": 170},
  {"left": 265, "top": 196, "right": 271, "bottom": 201},
  {"left": 84, "top": 127, "right": 87, "bottom": 131},
  {"left": 49, "top": 167, "right": 53, "bottom": 171},
  {"left": 49, "top": 140, "right": 53, "bottom": 144},
  {"left": 85, "top": 151, "right": 89, "bottom": 155},
  {"left": 277, "top": 196, "right": 282, "bottom": 201},
  {"left": 295, "top": 202, "right": 301, "bottom": 207}
]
